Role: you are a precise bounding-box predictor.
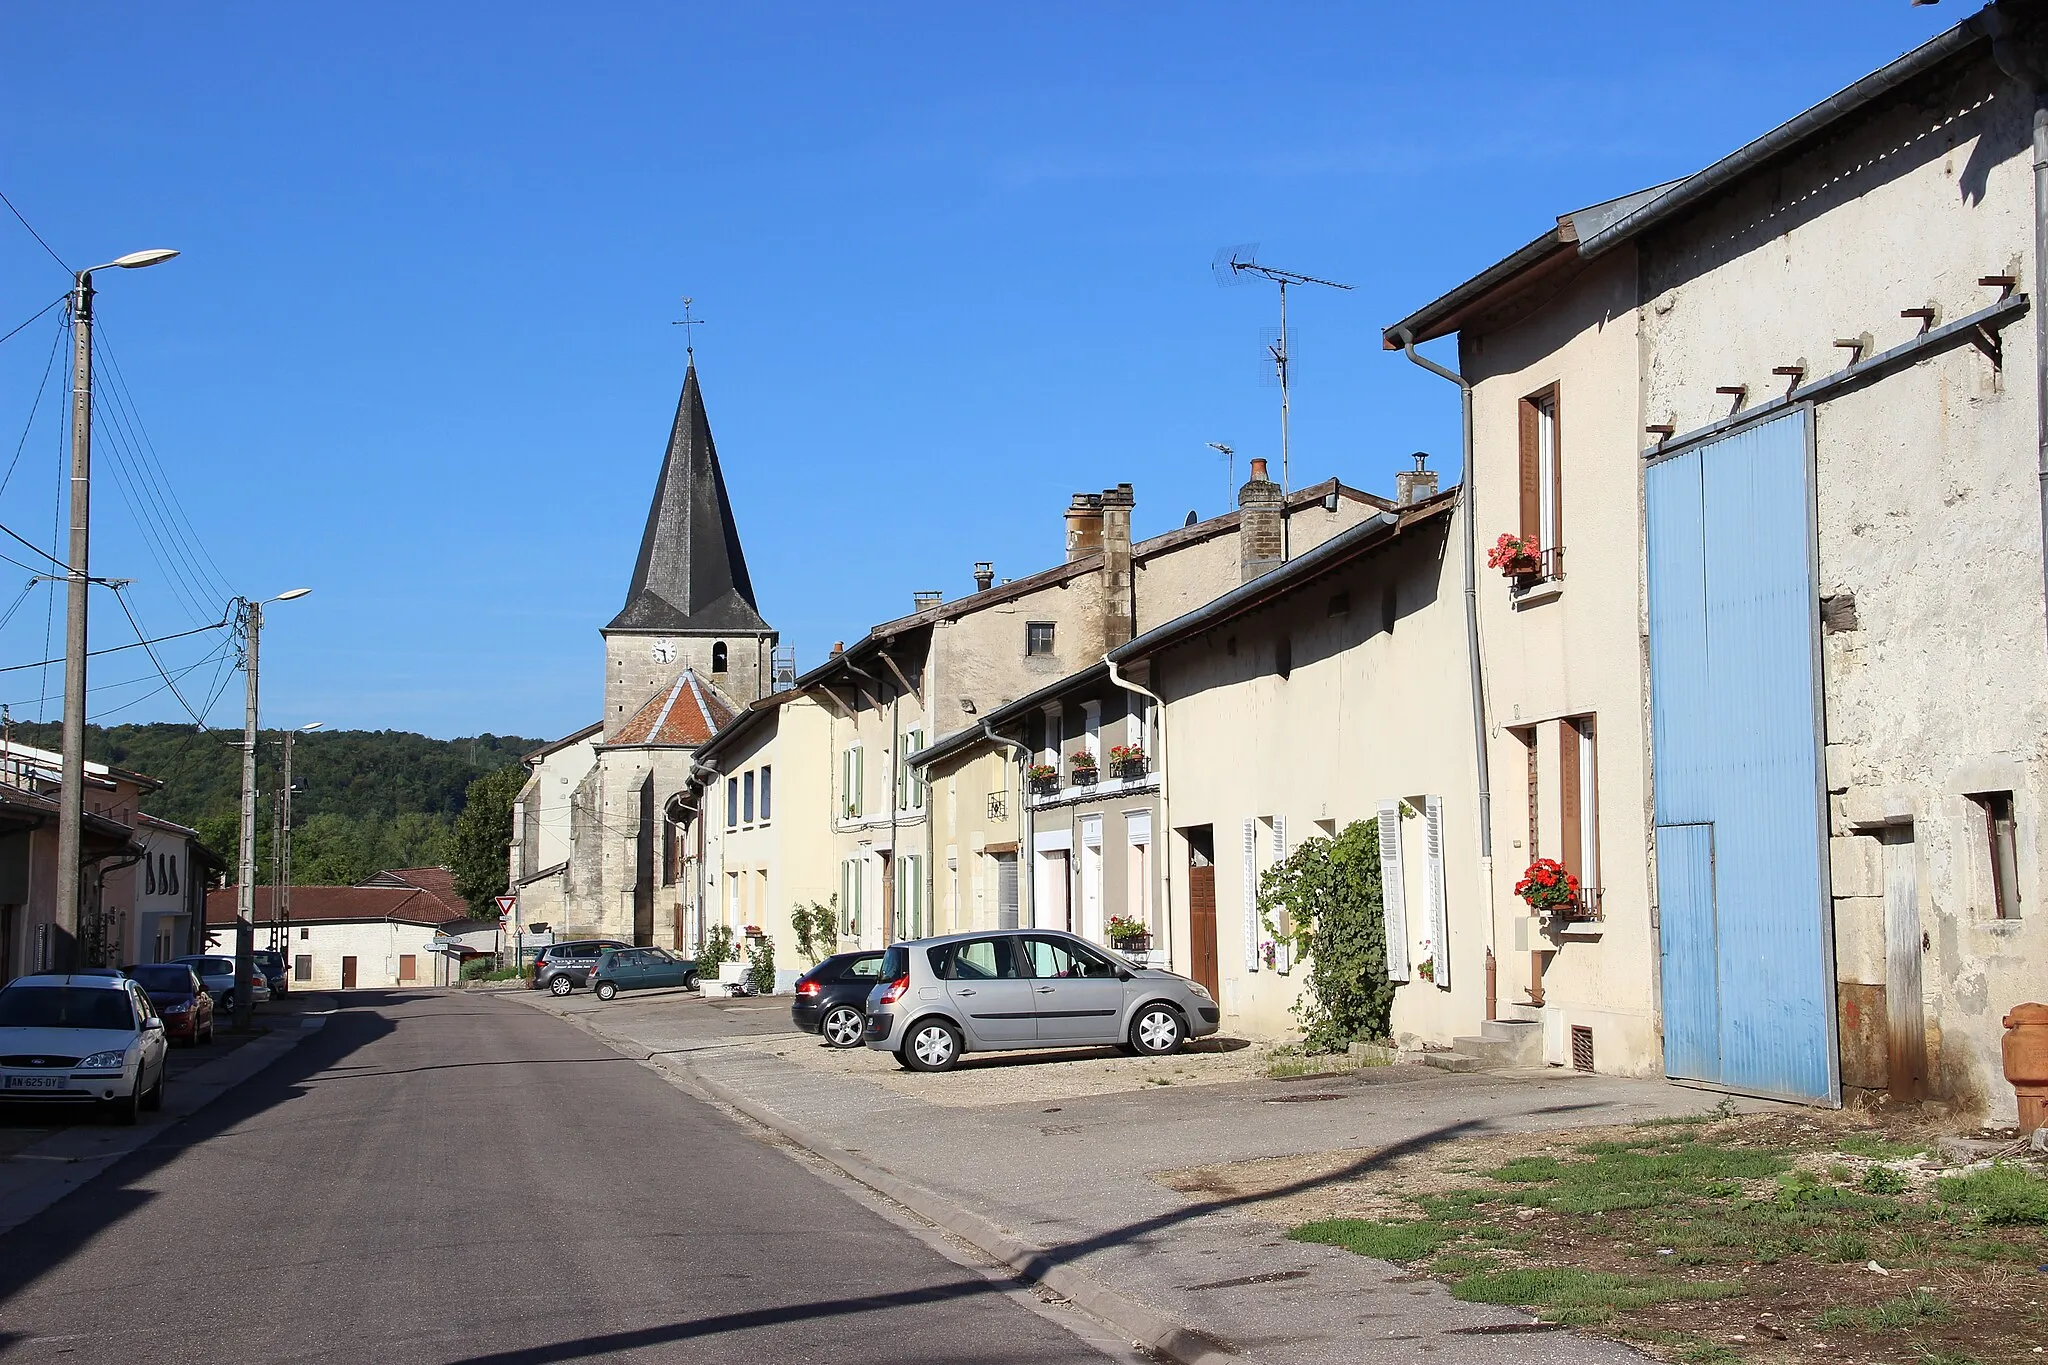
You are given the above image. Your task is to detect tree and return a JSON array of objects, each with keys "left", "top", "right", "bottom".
[
  {"left": 452, "top": 764, "right": 528, "bottom": 916},
  {"left": 1256, "top": 819, "right": 1396, "bottom": 1052}
]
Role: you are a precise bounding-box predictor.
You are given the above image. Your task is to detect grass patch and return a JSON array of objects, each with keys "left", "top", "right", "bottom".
[
  {"left": 1290, "top": 1217, "right": 1457, "bottom": 1262},
  {"left": 1863, "top": 1165, "right": 1910, "bottom": 1195},
  {"left": 1815, "top": 1288, "right": 1952, "bottom": 1332},
  {"left": 1913, "top": 1348, "right": 1986, "bottom": 1365},
  {"left": 1674, "top": 1346, "right": 1740, "bottom": 1365},
  {"left": 1936, "top": 1162, "right": 2048, "bottom": 1225},
  {"left": 1450, "top": 1266, "right": 1743, "bottom": 1322}
]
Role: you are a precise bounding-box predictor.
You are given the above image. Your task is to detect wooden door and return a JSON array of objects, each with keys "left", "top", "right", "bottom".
[
  {"left": 1187, "top": 864, "right": 1219, "bottom": 1000},
  {"left": 341, "top": 956, "right": 357, "bottom": 990},
  {"left": 398, "top": 954, "right": 417, "bottom": 983}
]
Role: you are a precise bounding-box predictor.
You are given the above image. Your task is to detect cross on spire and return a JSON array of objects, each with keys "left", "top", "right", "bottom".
[{"left": 671, "top": 296, "right": 706, "bottom": 362}]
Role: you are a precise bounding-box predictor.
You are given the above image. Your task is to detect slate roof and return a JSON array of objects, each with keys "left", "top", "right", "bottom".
[
  {"left": 204, "top": 884, "right": 466, "bottom": 927},
  {"left": 607, "top": 364, "right": 770, "bottom": 635},
  {"left": 607, "top": 669, "right": 737, "bottom": 747}
]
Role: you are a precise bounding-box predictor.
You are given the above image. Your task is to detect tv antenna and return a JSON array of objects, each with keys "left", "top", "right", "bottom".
[
  {"left": 1206, "top": 442, "right": 1235, "bottom": 504},
  {"left": 1213, "top": 246, "right": 1353, "bottom": 556},
  {"left": 672, "top": 296, "right": 706, "bottom": 363}
]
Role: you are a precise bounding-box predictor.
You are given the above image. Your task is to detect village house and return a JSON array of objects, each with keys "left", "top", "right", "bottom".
[
  {"left": 686, "top": 473, "right": 1391, "bottom": 962},
  {"left": 1384, "top": 2, "right": 2048, "bottom": 1114},
  {"left": 205, "top": 870, "right": 474, "bottom": 990}
]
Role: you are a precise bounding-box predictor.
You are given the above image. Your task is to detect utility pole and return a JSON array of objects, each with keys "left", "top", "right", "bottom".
[
  {"left": 53, "top": 247, "right": 178, "bottom": 972},
  {"left": 235, "top": 599, "right": 261, "bottom": 1030}
]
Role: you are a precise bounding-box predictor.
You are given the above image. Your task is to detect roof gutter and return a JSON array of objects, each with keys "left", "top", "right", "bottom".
[{"left": 1578, "top": 11, "right": 1993, "bottom": 259}]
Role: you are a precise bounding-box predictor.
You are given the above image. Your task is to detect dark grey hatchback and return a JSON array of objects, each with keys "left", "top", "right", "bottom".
[{"left": 790, "top": 950, "right": 885, "bottom": 1047}]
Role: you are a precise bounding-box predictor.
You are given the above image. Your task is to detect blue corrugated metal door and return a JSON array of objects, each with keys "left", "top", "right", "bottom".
[{"left": 1645, "top": 412, "right": 1837, "bottom": 1104}]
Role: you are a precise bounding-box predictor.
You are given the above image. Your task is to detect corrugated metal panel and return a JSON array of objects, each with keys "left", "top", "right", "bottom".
[{"left": 1646, "top": 412, "right": 1836, "bottom": 1104}]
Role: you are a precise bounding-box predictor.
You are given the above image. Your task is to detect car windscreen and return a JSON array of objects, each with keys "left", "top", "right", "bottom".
[
  {"left": 127, "top": 966, "right": 194, "bottom": 993},
  {"left": 0, "top": 987, "right": 136, "bottom": 1030}
]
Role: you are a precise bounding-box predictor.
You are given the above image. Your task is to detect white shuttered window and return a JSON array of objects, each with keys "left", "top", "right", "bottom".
[
  {"left": 1424, "top": 795, "right": 1449, "bottom": 989},
  {"left": 1242, "top": 818, "right": 1259, "bottom": 972},
  {"left": 1377, "top": 801, "right": 1411, "bottom": 981}
]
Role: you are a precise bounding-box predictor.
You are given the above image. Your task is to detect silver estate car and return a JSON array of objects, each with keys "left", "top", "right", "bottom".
[{"left": 863, "top": 929, "right": 1220, "bottom": 1072}]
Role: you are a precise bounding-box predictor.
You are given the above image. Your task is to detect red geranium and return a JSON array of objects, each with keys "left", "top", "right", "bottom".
[
  {"left": 1514, "top": 857, "right": 1580, "bottom": 913},
  {"left": 1486, "top": 531, "right": 1542, "bottom": 577}
]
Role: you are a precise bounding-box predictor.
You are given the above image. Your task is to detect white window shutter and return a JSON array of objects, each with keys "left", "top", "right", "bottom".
[
  {"left": 1425, "top": 795, "right": 1449, "bottom": 989},
  {"left": 1242, "top": 818, "right": 1259, "bottom": 972},
  {"left": 1377, "top": 801, "right": 1411, "bottom": 981},
  {"left": 1272, "top": 817, "right": 1290, "bottom": 973}
]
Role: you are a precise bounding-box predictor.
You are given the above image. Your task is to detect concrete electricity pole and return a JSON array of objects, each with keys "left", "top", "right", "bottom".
[
  {"left": 53, "top": 248, "right": 178, "bottom": 972},
  {"left": 233, "top": 589, "right": 308, "bottom": 1029},
  {"left": 277, "top": 721, "right": 320, "bottom": 969}
]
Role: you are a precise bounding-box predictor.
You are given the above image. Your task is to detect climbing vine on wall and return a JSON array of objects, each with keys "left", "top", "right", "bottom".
[{"left": 1256, "top": 819, "right": 1394, "bottom": 1052}]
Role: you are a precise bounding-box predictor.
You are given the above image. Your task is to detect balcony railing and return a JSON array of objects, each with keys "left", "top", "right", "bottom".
[
  {"left": 1546, "top": 885, "right": 1603, "bottom": 923},
  {"left": 1510, "top": 545, "right": 1566, "bottom": 592}
]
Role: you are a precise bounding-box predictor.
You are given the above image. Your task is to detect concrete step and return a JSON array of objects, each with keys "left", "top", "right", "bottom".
[
  {"left": 1450, "top": 1035, "right": 1521, "bottom": 1064},
  {"left": 1420, "top": 1051, "right": 1484, "bottom": 1073},
  {"left": 1500, "top": 1002, "right": 1543, "bottom": 1023},
  {"left": 1478, "top": 1018, "right": 1543, "bottom": 1065}
]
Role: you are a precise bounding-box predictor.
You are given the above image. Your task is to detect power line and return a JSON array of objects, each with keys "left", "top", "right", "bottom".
[
  {"left": 0, "top": 520, "right": 63, "bottom": 569},
  {"left": 0, "top": 615, "right": 231, "bottom": 675},
  {"left": 111, "top": 584, "right": 209, "bottom": 727},
  {"left": 0, "top": 294, "right": 67, "bottom": 349},
  {"left": 0, "top": 307, "right": 65, "bottom": 498},
  {"left": 0, "top": 189, "right": 71, "bottom": 274},
  {"left": 3, "top": 638, "right": 231, "bottom": 710}
]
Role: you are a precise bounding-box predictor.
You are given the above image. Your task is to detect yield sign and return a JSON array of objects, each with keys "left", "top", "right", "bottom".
[{"left": 496, "top": 895, "right": 518, "bottom": 916}]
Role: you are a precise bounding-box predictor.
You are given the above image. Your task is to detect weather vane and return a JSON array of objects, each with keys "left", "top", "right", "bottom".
[{"left": 671, "top": 296, "right": 707, "bottom": 362}]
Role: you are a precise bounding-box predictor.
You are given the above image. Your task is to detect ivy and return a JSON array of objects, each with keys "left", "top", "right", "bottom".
[{"left": 1255, "top": 819, "right": 1395, "bottom": 1052}]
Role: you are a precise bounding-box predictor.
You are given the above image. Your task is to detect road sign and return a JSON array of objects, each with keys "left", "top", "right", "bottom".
[{"left": 496, "top": 895, "right": 517, "bottom": 915}]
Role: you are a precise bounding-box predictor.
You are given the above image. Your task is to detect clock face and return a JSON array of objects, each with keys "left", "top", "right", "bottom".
[{"left": 651, "top": 639, "right": 677, "bottom": 664}]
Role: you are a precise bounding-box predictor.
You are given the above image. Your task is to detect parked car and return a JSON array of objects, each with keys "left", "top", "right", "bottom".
[
  {"left": 252, "top": 949, "right": 288, "bottom": 998},
  {"left": 172, "top": 954, "right": 269, "bottom": 1011},
  {"left": 122, "top": 964, "right": 215, "bottom": 1045},
  {"left": 792, "top": 950, "right": 885, "bottom": 1048},
  {"left": 591, "top": 948, "right": 700, "bottom": 1001},
  {"left": 0, "top": 973, "right": 169, "bottom": 1123},
  {"left": 529, "top": 940, "right": 631, "bottom": 996},
  {"left": 863, "top": 929, "right": 1220, "bottom": 1073}
]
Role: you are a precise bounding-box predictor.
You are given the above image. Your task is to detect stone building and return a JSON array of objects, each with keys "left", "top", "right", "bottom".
[{"left": 509, "top": 364, "right": 775, "bottom": 946}]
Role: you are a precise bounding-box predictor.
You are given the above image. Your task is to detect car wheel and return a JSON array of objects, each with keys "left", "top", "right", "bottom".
[
  {"left": 1130, "top": 1004, "right": 1186, "bottom": 1056},
  {"left": 903, "top": 1019, "right": 962, "bottom": 1073},
  {"left": 141, "top": 1065, "right": 165, "bottom": 1113},
  {"left": 595, "top": 981, "right": 618, "bottom": 1001},
  {"left": 821, "top": 1005, "right": 865, "bottom": 1049},
  {"left": 683, "top": 972, "right": 699, "bottom": 991},
  {"left": 105, "top": 1085, "right": 139, "bottom": 1126},
  {"left": 548, "top": 975, "right": 573, "bottom": 997},
  {"left": 220, "top": 990, "right": 236, "bottom": 1013}
]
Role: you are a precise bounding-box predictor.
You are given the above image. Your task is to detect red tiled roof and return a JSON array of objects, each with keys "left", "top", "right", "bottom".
[
  {"left": 358, "top": 866, "right": 466, "bottom": 916},
  {"left": 204, "top": 885, "right": 467, "bottom": 927},
  {"left": 608, "top": 670, "right": 735, "bottom": 746}
]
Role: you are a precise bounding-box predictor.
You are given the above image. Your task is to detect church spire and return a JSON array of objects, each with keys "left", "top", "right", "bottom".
[{"left": 607, "top": 364, "right": 769, "bottom": 634}]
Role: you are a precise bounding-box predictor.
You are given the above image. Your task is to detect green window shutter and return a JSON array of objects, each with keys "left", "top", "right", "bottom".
[{"left": 853, "top": 748, "right": 865, "bottom": 817}]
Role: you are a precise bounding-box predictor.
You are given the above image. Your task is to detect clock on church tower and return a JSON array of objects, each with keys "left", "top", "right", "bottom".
[{"left": 650, "top": 639, "right": 677, "bottom": 664}]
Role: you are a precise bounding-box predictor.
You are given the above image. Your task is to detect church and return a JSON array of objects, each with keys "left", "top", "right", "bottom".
[{"left": 507, "top": 363, "right": 775, "bottom": 946}]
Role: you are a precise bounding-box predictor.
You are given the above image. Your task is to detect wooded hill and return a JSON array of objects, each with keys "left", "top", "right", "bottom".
[{"left": 5, "top": 722, "right": 543, "bottom": 891}]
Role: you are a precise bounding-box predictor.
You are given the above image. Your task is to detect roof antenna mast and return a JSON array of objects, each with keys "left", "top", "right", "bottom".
[
  {"left": 672, "top": 296, "right": 706, "bottom": 364},
  {"left": 1213, "top": 246, "right": 1352, "bottom": 557}
]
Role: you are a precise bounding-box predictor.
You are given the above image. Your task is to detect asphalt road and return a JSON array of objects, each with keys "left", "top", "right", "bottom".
[{"left": 0, "top": 989, "right": 1123, "bottom": 1364}]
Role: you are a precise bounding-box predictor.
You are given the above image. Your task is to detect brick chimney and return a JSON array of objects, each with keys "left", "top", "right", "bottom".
[
  {"left": 1065, "top": 492, "right": 1105, "bottom": 562},
  {"left": 1239, "top": 458, "right": 1283, "bottom": 581},
  {"left": 830, "top": 640, "right": 844, "bottom": 657},
  {"left": 913, "top": 590, "right": 942, "bottom": 612},
  {"left": 1100, "top": 483, "right": 1135, "bottom": 648},
  {"left": 973, "top": 562, "right": 995, "bottom": 592},
  {"left": 1396, "top": 452, "right": 1438, "bottom": 507}
]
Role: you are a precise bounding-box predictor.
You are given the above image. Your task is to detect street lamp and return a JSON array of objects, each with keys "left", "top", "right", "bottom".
[
  {"left": 273, "top": 721, "right": 322, "bottom": 962},
  {"left": 53, "top": 247, "right": 179, "bottom": 971},
  {"left": 233, "top": 588, "right": 310, "bottom": 1028}
]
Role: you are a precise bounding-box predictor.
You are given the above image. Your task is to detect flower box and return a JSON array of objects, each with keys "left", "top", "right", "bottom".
[
  {"left": 1111, "top": 931, "right": 1152, "bottom": 955},
  {"left": 1487, "top": 532, "right": 1543, "bottom": 581}
]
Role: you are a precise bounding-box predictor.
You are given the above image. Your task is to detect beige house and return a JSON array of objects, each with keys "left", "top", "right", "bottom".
[
  {"left": 1384, "top": 4, "right": 2047, "bottom": 1113},
  {"left": 1105, "top": 490, "right": 1487, "bottom": 1044}
]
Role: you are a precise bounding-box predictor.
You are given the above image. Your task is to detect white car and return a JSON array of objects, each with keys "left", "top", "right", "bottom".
[{"left": 0, "top": 973, "right": 170, "bottom": 1123}]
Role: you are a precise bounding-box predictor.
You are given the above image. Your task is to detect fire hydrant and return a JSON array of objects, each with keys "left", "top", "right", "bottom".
[{"left": 2002, "top": 1003, "right": 2048, "bottom": 1133}]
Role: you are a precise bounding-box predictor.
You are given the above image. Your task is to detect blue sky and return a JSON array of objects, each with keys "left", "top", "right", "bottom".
[{"left": 0, "top": 2, "right": 1957, "bottom": 742}]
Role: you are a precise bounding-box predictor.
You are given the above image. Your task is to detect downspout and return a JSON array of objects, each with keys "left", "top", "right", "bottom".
[
  {"left": 1104, "top": 656, "right": 1170, "bottom": 966},
  {"left": 1989, "top": 3, "right": 2048, "bottom": 643},
  {"left": 1393, "top": 325, "right": 1498, "bottom": 1018},
  {"left": 690, "top": 761, "right": 718, "bottom": 951},
  {"left": 981, "top": 718, "right": 1034, "bottom": 929}
]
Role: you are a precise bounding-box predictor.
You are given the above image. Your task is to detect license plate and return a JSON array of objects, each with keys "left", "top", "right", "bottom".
[{"left": 4, "top": 1074, "right": 68, "bottom": 1090}]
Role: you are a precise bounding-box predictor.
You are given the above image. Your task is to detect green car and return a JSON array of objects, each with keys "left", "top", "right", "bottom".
[{"left": 591, "top": 948, "right": 701, "bottom": 1001}]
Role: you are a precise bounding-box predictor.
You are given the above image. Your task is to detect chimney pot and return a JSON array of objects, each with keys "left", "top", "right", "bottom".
[
  {"left": 1249, "top": 457, "right": 1269, "bottom": 481},
  {"left": 1064, "top": 492, "right": 1105, "bottom": 562},
  {"left": 830, "top": 641, "right": 844, "bottom": 656},
  {"left": 973, "top": 561, "right": 995, "bottom": 592}
]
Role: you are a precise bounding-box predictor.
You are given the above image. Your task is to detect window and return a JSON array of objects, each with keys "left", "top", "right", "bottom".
[
  {"left": 1558, "top": 717, "right": 1599, "bottom": 912},
  {"left": 1024, "top": 935, "right": 1120, "bottom": 979},
  {"left": 898, "top": 729, "right": 926, "bottom": 810},
  {"left": 840, "top": 859, "right": 864, "bottom": 936},
  {"left": 841, "top": 746, "right": 864, "bottom": 819},
  {"left": 1082, "top": 702, "right": 1101, "bottom": 765},
  {"left": 843, "top": 955, "right": 882, "bottom": 981},
  {"left": 1126, "top": 810, "right": 1153, "bottom": 928},
  {"left": 712, "top": 641, "right": 729, "bottom": 673},
  {"left": 896, "top": 854, "right": 925, "bottom": 939},
  {"left": 759, "top": 765, "right": 772, "bottom": 823},
  {"left": 1026, "top": 622, "right": 1056, "bottom": 656},
  {"left": 934, "top": 937, "right": 1025, "bottom": 980},
  {"left": 727, "top": 871, "right": 741, "bottom": 926},
  {"left": 294, "top": 954, "right": 311, "bottom": 982},
  {"left": 299, "top": 926, "right": 310, "bottom": 941},
  {"left": 1039, "top": 703, "right": 1062, "bottom": 768},
  {"left": 743, "top": 770, "right": 756, "bottom": 824},
  {"left": 726, "top": 777, "right": 740, "bottom": 830},
  {"left": 1972, "top": 791, "right": 2021, "bottom": 919},
  {"left": 1518, "top": 387, "right": 1563, "bottom": 577},
  {"left": 399, "top": 954, "right": 418, "bottom": 983},
  {"left": 1129, "top": 701, "right": 1149, "bottom": 758}
]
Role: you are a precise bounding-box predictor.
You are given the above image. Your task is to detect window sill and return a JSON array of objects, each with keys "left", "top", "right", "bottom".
[
  {"left": 1549, "top": 919, "right": 1604, "bottom": 940},
  {"left": 1510, "top": 579, "right": 1564, "bottom": 610}
]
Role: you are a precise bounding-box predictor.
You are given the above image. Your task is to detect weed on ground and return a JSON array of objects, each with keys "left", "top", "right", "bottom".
[{"left": 1181, "top": 1110, "right": 2048, "bottom": 1364}]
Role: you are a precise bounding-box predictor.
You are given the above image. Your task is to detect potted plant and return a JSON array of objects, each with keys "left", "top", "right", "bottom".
[
  {"left": 1069, "top": 749, "right": 1099, "bottom": 785},
  {"left": 1108, "top": 743, "right": 1146, "bottom": 779},
  {"left": 1514, "top": 857, "right": 1585, "bottom": 918},
  {"left": 1107, "top": 914, "right": 1151, "bottom": 954},
  {"left": 1026, "top": 762, "right": 1059, "bottom": 793},
  {"left": 1486, "top": 531, "right": 1543, "bottom": 582}
]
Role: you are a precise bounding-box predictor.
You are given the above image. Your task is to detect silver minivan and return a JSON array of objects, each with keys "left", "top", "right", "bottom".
[{"left": 862, "top": 929, "right": 1220, "bottom": 1072}]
